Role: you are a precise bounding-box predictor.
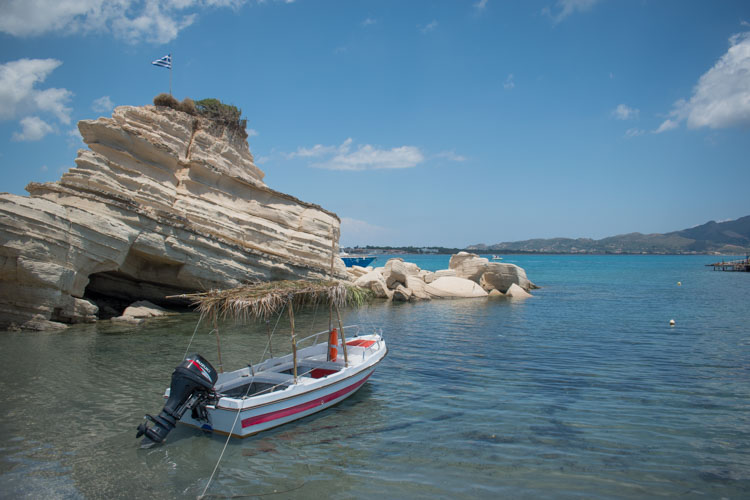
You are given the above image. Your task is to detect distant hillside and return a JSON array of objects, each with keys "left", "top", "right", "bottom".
[{"left": 469, "top": 216, "right": 750, "bottom": 254}]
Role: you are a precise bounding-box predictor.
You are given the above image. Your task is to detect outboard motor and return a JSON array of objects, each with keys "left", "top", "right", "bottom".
[{"left": 136, "top": 353, "right": 218, "bottom": 446}]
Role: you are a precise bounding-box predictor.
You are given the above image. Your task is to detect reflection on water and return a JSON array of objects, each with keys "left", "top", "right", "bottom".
[{"left": 1, "top": 255, "right": 750, "bottom": 498}]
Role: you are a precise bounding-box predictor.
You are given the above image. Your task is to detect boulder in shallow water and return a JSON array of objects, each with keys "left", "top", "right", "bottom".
[
  {"left": 406, "top": 275, "right": 431, "bottom": 300},
  {"left": 346, "top": 265, "right": 371, "bottom": 280},
  {"left": 424, "top": 276, "right": 488, "bottom": 299},
  {"left": 354, "top": 270, "right": 393, "bottom": 299},
  {"left": 384, "top": 259, "right": 408, "bottom": 289},
  {"left": 419, "top": 270, "right": 435, "bottom": 283},
  {"left": 449, "top": 252, "right": 489, "bottom": 282},
  {"left": 392, "top": 284, "right": 413, "bottom": 302},
  {"left": 121, "top": 300, "right": 176, "bottom": 319},
  {"left": 434, "top": 269, "right": 457, "bottom": 279},
  {"left": 505, "top": 283, "right": 532, "bottom": 299},
  {"left": 481, "top": 262, "right": 535, "bottom": 293}
]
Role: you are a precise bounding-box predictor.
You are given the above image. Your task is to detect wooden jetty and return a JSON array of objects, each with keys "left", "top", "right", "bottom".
[{"left": 706, "top": 256, "right": 750, "bottom": 272}]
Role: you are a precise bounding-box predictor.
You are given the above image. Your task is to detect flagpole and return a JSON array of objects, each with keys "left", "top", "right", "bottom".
[{"left": 169, "top": 53, "right": 172, "bottom": 96}]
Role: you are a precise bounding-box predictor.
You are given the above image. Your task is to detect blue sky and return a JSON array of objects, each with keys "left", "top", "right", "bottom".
[{"left": 1, "top": 0, "right": 749, "bottom": 247}]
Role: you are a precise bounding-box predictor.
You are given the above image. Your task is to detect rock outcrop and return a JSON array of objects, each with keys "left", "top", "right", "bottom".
[
  {"left": 450, "top": 251, "right": 537, "bottom": 293},
  {"left": 346, "top": 253, "right": 536, "bottom": 302},
  {"left": 424, "top": 276, "right": 488, "bottom": 299},
  {"left": 0, "top": 105, "right": 346, "bottom": 330},
  {"left": 504, "top": 283, "right": 532, "bottom": 299}
]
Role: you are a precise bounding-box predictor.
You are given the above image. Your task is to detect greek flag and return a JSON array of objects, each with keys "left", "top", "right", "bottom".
[{"left": 151, "top": 54, "right": 171, "bottom": 69}]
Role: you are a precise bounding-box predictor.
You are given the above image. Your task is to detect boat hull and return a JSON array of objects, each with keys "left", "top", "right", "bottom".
[{"left": 341, "top": 256, "right": 376, "bottom": 268}]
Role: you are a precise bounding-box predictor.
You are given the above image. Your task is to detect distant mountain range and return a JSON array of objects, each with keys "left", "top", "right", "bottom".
[{"left": 468, "top": 216, "right": 750, "bottom": 255}]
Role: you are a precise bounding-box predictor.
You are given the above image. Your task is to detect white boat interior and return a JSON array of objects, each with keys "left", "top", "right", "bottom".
[{"left": 211, "top": 326, "right": 382, "bottom": 402}]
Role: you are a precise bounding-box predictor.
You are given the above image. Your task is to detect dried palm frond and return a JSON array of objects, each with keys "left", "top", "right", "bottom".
[{"left": 177, "top": 280, "right": 372, "bottom": 323}]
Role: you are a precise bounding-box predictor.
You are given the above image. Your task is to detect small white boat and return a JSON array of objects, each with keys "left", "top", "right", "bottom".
[
  {"left": 492, "top": 255, "right": 503, "bottom": 260},
  {"left": 137, "top": 281, "right": 386, "bottom": 444}
]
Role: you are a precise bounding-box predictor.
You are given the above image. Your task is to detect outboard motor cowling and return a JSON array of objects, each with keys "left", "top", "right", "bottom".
[{"left": 136, "top": 353, "right": 218, "bottom": 445}]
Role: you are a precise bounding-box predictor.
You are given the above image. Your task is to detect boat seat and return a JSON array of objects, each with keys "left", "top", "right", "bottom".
[
  {"left": 258, "top": 358, "right": 344, "bottom": 380},
  {"left": 214, "top": 369, "right": 293, "bottom": 393},
  {"left": 252, "top": 369, "right": 295, "bottom": 384},
  {"left": 298, "top": 359, "right": 344, "bottom": 371}
]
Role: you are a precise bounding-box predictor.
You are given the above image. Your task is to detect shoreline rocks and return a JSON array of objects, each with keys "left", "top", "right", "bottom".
[{"left": 347, "top": 252, "right": 537, "bottom": 302}]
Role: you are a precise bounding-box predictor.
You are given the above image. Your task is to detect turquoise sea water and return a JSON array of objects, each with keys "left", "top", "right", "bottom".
[{"left": 1, "top": 254, "right": 749, "bottom": 498}]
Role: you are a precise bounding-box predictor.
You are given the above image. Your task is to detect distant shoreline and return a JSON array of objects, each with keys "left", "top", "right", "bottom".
[
  {"left": 344, "top": 216, "right": 750, "bottom": 256},
  {"left": 344, "top": 248, "right": 747, "bottom": 257}
]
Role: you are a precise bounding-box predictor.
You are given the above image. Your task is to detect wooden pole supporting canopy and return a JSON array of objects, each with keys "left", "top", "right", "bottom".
[
  {"left": 289, "top": 301, "right": 297, "bottom": 383},
  {"left": 334, "top": 303, "right": 349, "bottom": 367},
  {"left": 213, "top": 314, "right": 224, "bottom": 373}
]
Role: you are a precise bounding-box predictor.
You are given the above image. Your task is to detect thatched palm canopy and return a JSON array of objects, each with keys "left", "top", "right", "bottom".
[{"left": 177, "top": 280, "right": 372, "bottom": 322}]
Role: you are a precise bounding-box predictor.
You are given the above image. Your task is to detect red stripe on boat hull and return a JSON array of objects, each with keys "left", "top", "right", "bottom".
[{"left": 242, "top": 372, "right": 373, "bottom": 428}]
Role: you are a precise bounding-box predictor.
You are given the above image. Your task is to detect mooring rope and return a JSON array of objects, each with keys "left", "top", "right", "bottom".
[{"left": 182, "top": 315, "right": 203, "bottom": 361}]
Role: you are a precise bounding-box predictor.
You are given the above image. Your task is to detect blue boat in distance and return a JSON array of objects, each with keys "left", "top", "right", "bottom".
[{"left": 340, "top": 253, "right": 377, "bottom": 268}]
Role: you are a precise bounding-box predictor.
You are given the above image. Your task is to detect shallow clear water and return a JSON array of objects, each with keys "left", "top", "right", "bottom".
[{"left": 1, "top": 255, "right": 749, "bottom": 499}]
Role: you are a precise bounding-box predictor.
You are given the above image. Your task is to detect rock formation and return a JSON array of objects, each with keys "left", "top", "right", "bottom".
[
  {"left": 0, "top": 105, "right": 346, "bottom": 330},
  {"left": 347, "top": 252, "right": 536, "bottom": 302},
  {"left": 449, "top": 252, "right": 536, "bottom": 293}
]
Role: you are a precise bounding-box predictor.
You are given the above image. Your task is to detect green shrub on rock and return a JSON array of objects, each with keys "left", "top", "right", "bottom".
[
  {"left": 195, "top": 98, "right": 248, "bottom": 139},
  {"left": 151, "top": 94, "right": 248, "bottom": 139}
]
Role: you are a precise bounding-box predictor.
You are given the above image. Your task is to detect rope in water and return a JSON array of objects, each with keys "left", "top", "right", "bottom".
[{"left": 182, "top": 315, "right": 203, "bottom": 361}]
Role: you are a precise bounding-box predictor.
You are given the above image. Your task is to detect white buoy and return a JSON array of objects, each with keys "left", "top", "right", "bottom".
[{"left": 669, "top": 319, "right": 675, "bottom": 326}]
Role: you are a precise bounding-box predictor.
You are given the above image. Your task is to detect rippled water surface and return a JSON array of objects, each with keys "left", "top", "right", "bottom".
[{"left": 1, "top": 255, "right": 749, "bottom": 499}]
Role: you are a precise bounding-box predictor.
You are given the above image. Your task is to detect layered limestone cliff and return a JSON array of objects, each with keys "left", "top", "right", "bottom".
[{"left": 0, "top": 105, "right": 346, "bottom": 330}]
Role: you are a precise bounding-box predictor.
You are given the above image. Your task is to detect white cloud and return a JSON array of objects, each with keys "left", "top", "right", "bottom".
[
  {"left": 362, "top": 17, "right": 376, "bottom": 27},
  {"left": 92, "top": 95, "right": 115, "bottom": 114},
  {"left": 625, "top": 128, "right": 645, "bottom": 138},
  {"left": 0, "top": 0, "right": 290, "bottom": 44},
  {"left": 245, "top": 128, "right": 258, "bottom": 137},
  {"left": 12, "top": 116, "right": 55, "bottom": 141},
  {"left": 653, "top": 119, "right": 678, "bottom": 134},
  {"left": 612, "top": 104, "right": 639, "bottom": 120},
  {"left": 34, "top": 87, "right": 74, "bottom": 123},
  {"left": 474, "top": 0, "right": 489, "bottom": 11},
  {"left": 288, "top": 140, "right": 346, "bottom": 159},
  {"left": 0, "top": 58, "right": 73, "bottom": 139},
  {"left": 113, "top": 6, "right": 196, "bottom": 44},
  {"left": 289, "top": 138, "right": 425, "bottom": 171},
  {"left": 543, "top": 0, "right": 600, "bottom": 24},
  {"left": 657, "top": 31, "right": 750, "bottom": 132},
  {"left": 419, "top": 20, "right": 438, "bottom": 34},
  {"left": 0, "top": 58, "right": 68, "bottom": 120},
  {"left": 503, "top": 73, "right": 515, "bottom": 90},
  {"left": 435, "top": 151, "right": 467, "bottom": 162}
]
